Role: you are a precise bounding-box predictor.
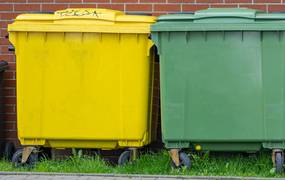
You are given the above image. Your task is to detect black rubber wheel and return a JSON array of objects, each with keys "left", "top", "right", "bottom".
[
  {"left": 3, "top": 142, "right": 15, "bottom": 160},
  {"left": 11, "top": 149, "right": 38, "bottom": 168},
  {"left": 171, "top": 151, "right": 191, "bottom": 169},
  {"left": 275, "top": 152, "right": 284, "bottom": 174},
  {"left": 118, "top": 150, "right": 131, "bottom": 165}
]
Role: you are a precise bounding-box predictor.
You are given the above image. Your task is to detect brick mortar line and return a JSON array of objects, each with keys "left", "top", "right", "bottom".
[
  {"left": 7, "top": 1, "right": 155, "bottom": 3},
  {"left": 4, "top": 2, "right": 118, "bottom": 5},
  {"left": 0, "top": 1, "right": 281, "bottom": 3},
  {"left": 1, "top": 2, "right": 284, "bottom": 5},
  {"left": 4, "top": 104, "right": 16, "bottom": 108},
  {"left": 2, "top": 78, "right": 16, "bottom": 81},
  {"left": 0, "top": 113, "right": 16, "bottom": 115},
  {"left": 2, "top": 77, "right": 16, "bottom": 80},
  {"left": 2, "top": 92, "right": 15, "bottom": 96},
  {"left": 0, "top": 50, "right": 14, "bottom": 53}
]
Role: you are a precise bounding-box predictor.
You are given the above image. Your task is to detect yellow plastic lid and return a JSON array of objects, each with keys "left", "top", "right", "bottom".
[{"left": 8, "top": 8, "right": 156, "bottom": 33}]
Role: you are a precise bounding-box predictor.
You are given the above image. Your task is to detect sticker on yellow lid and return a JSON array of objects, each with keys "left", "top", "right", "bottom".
[
  {"left": 56, "top": 9, "right": 100, "bottom": 17},
  {"left": 55, "top": 8, "right": 124, "bottom": 18}
]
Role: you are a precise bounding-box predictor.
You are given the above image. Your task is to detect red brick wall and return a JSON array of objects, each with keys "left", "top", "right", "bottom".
[{"left": 0, "top": 0, "right": 284, "bottom": 146}]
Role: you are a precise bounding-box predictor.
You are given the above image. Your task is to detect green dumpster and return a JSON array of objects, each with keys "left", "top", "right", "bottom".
[{"left": 151, "top": 8, "right": 285, "bottom": 172}]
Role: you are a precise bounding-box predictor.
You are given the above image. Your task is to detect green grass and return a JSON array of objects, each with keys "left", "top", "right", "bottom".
[{"left": 0, "top": 150, "right": 283, "bottom": 178}]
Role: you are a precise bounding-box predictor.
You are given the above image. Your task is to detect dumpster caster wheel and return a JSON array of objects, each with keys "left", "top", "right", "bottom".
[
  {"left": 12, "top": 149, "right": 38, "bottom": 168},
  {"left": 3, "top": 142, "right": 15, "bottom": 160},
  {"left": 118, "top": 151, "right": 131, "bottom": 165},
  {"left": 275, "top": 152, "right": 284, "bottom": 174},
  {"left": 171, "top": 152, "right": 191, "bottom": 169}
]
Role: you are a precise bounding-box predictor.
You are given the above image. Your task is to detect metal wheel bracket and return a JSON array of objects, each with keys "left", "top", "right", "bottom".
[
  {"left": 169, "top": 149, "right": 180, "bottom": 167},
  {"left": 272, "top": 149, "right": 283, "bottom": 167},
  {"left": 129, "top": 148, "right": 138, "bottom": 161},
  {"left": 21, "top": 146, "right": 36, "bottom": 163}
]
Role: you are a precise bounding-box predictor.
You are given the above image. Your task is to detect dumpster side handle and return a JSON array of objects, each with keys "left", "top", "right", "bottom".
[
  {"left": 5, "top": 35, "right": 15, "bottom": 52},
  {"left": 147, "top": 39, "right": 154, "bottom": 57},
  {"left": 0, "top": 61, "right": 8, "bottom": 72}
]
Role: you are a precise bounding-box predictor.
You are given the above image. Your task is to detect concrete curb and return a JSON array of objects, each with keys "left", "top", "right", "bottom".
[{"left": 0, "top": 172, "right": 284, "bottom": 180}]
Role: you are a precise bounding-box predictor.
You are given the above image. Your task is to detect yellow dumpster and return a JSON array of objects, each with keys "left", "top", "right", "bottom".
[{"left": 8, "top": 8, "right": 156, "bottom": 166}]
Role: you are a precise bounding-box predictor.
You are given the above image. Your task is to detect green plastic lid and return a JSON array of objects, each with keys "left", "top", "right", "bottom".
[
  {"left": 151, "top": 8, "right": 285, "bottom": 31},
  {"left": 158, "top": 8, "right": 260, "bottom": 21}
]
